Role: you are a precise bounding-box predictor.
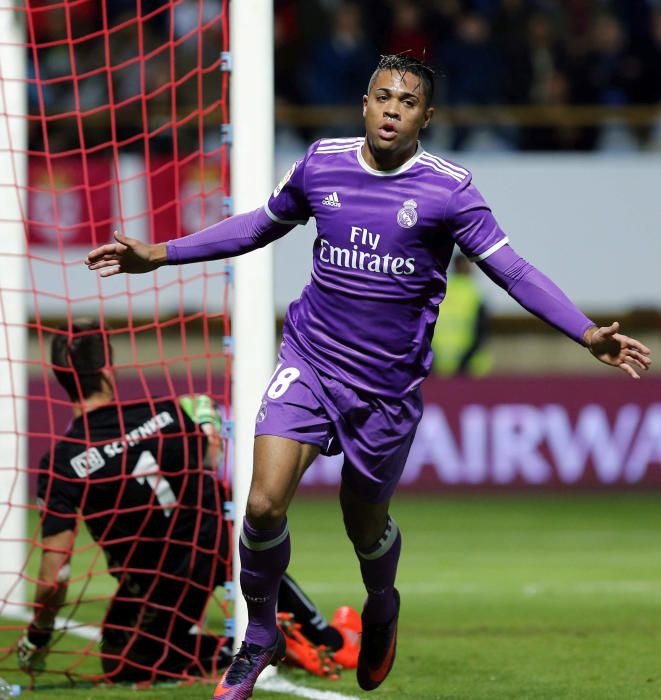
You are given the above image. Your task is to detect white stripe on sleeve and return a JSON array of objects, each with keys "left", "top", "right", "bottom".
[
  {"left": 264, "top": 203, "right": 308, "bottom": 226},
  {"left": 468, "top": 237, "right": 510, "bottom": 262}
]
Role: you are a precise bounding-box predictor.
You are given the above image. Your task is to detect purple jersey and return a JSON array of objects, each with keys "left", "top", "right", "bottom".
[{"left": 265, "top": 137, "right": 508, "bottom": 398}]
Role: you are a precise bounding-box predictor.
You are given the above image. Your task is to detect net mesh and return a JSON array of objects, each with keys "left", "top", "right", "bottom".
[{"left": 0, "top": 0, "right": 232, "bottom": 686}]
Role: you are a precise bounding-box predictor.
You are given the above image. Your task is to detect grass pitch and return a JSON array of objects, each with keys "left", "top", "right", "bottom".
[{"left": 2, "top": 493, "right": 660, "bottom": 699}]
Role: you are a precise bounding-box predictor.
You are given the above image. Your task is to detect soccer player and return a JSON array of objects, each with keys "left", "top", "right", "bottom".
[
  {"left": 17, "top": 320, "right": 359, "bottom": 682},
  {"left": 85, "top": 54, "right": 652, "bottom": 697}
]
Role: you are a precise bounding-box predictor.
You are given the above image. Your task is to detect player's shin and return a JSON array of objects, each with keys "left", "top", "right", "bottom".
[
  {"left": 356, "top": 516, "right": 401, "bottom": 625},
  {"left": 239, "top": 518, "right": 291, "bottom": 647}
]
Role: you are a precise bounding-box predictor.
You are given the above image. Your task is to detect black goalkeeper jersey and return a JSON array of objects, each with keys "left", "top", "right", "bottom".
[{"left": 38, "top": 398, "right": 227, "bottom": 583}]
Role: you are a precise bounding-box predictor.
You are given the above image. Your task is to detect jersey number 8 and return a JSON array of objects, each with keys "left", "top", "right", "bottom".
[{"left": 267, "top": 366, "right": 301, "bottom": 399}]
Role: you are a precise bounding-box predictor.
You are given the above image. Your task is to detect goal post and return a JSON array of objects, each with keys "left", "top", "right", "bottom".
[
  {"left": 0, "top": 0, "right": 28, "bottom": 618},
  {"left": 229, "top": 0, "right": 275, "bottom": 651}
]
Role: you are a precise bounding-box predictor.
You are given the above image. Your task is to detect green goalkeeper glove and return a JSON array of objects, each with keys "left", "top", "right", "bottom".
[
  {"left": 17, "top": 625, "right": 52, "bottom": 674},
  {"left": 179, "top": 394, "right": 222, "bottom": 433}
]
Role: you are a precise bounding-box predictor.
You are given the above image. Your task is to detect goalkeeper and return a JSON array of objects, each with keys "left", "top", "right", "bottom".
[{"left": 18, "top": 320, "right": 359, "bottom": 682}]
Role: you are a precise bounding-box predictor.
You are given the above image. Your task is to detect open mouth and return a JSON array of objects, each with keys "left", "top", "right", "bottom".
[{"left": 378, "top": 123, "right": 398, "bottom": 140}]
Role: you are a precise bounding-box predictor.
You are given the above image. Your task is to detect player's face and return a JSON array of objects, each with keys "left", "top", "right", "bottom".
[{"left": 362, "top": 69, "right": 433, "bottom": 169}]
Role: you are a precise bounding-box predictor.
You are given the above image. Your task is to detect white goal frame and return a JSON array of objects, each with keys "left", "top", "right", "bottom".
[
  {"left": 0, "top": 1, "right": 27, "bottom": 618},
  {"left": 229, "top": 0, "right": 276, "bottom": 652}
]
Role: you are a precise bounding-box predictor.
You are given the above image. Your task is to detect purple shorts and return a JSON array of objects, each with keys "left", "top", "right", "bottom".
[{"left": 254, "top": 342, "right": 423, "bottom": 503}]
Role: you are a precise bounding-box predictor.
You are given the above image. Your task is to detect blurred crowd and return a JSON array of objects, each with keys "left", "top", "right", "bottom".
[
  {"left": 275, "top": 0, "right": 661, "bottom": 150},
  {"left": 26, "top": 0, "right": 225, "bottom": 155},
  {"left": 23, "top": 0, "right": 661, "bottom": 153}
]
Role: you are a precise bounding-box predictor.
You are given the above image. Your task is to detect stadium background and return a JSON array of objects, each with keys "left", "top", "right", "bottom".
[
  {"left": 1, "top": 0, "right": 661, "bottom": 698},
  {"left": 20, "top": 0, "right": 661, "bottom": 490}
]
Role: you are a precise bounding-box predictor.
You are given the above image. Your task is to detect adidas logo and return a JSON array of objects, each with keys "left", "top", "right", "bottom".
[{"left": 321, "top": 191, "right": 341, "bottom": 208}]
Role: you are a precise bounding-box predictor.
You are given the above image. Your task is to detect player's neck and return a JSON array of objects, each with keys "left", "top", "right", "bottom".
[
  {"left": 361, "top": 138, "right": 418, "bottom": 172},
  {"left": 71, "top": 390, "right": 115, "bottom": 418}
]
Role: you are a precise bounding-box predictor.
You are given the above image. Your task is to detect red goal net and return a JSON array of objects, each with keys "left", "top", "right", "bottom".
[{"left": 0, "top": 0, "right": 233, "bottom": 687}]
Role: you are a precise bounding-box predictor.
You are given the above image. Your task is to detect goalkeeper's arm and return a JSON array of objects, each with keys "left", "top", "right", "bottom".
[
  {"left": 18, "top": 529, "right": 74, "bottom": 674},
  {"left": 178, "top": 394, "right": 224, "bottom": 468}
]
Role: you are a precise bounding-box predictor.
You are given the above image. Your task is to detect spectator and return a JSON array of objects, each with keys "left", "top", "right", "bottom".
[
  {"left": 432, "top": 256, "right": 491, "bottom": 377},
  {"left": 493, "top": 0, "right": 532, "bottom": 105},
  {"left": 559, "top": 0, "right": 595, "bottom": 49},
  {"left": 639, "top": 8, "right": 661, "bottom": 105},
  {"left": 576, "top": 13, "right": 640, "bottom": 106},
  {"left": 526, "top": 12, "right": 568, "bottom": 105},
  {"left": 438, "top": 11, "right": 506, "bottom": 149},
  {"left": 628, "top": 7, "right": 661, "bottom": 147},
  {"left": 302, "top": 1, "right": 374, "bottom": 107},
  {"left": 275, "top": 0, "right": 305, "bottom": 107},
  {"left": 611, "top": 0, "right": 653, "bottom": 45},
  {"left": 571, "top": 12, "right": 648, "bottom": 148},
  {"left": 300, "top": 1, "right": 374, "bottom": 139},
  {"left": 521, "top": 69, "right": 596, "bottom": 151},
  {"left": 386, "top": 1, "right": 434, "bottom": 63},
  {"left": 427, "top": 0, "right": 463, "bottom": 47}
]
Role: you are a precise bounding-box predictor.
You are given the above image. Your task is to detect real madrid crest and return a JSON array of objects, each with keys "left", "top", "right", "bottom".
[
  {"left": 397, "top": 199, "right": 418, "bottom": 228},
  {"left": 256, "top": 400, "right": 268, "bottom": 423}
]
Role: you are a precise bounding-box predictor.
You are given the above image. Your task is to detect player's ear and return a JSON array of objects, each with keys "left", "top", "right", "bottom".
[
  {"left": 362, "top": 94, "right": 368, "bottom": 117},
  {"left": 422, "top": 106, "right": 434, "bottom": 129}
]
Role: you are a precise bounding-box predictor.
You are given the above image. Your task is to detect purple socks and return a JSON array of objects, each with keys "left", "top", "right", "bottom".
[
  {"left": 239, "top": 517, "right": 290, "bottom": 648},
  {"left": 356, "top": 515, "right": 401, "bottom": 625}
]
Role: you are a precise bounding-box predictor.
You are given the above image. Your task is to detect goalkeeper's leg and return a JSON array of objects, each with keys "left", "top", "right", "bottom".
[
  {"left": 277, "top": 573, "right": 342, "bottom": 650},
  {"left": 276, "top": 574, "right": 340, "bottom": 678},
  {"left": 101, "top": 571, "right": 230, "bottom": 681},
  {"left": 277, "top": 572, "right": 361, "bottom": 671}
]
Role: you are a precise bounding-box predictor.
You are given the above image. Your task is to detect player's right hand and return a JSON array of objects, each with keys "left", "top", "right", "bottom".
[
  {"left": 85, "top": 231, "right": 166, "bottom": 277},
  {"left": 17, "top": 632, "right": 49, "bottom": 675}
]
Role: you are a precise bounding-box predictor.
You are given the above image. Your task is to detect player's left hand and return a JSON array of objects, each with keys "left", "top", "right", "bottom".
[
  {"left": 584, "top": 322, "right": 652, "bottom": 379},
  {"left": 17, "top": 631, "right": 50, "bottom": 674}
]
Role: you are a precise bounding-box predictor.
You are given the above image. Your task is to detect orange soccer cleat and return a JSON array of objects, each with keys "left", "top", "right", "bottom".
[
  {"left": 330, "top": 605, "right": 362, "bottom": 670},
  {"left": 277, "top": 612, "right": 340, "bottom": 680}
]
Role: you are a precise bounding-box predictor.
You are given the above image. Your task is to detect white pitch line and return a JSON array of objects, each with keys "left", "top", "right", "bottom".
[
  {"left": 259, "top": 676, "right": 359, "bottom": 700},
  {"left": 303, "top": 581, "right": 661, "bottom": 595},
  {"left": 8, "top": 608, "right": 99, "bottom": 640}
]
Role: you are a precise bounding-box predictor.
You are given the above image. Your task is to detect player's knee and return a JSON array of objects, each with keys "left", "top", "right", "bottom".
[
  {"left": 342, "top": 509, "right": 389, "bottom": 551},
  {"left": 342, "top": 515, "right": 376, "bottom": 550},
  {"left": 245, "top": 494, "right": 287, "bottom": 529}
]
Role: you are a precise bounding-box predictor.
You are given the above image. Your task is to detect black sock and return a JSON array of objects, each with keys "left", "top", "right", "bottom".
[{"left": 277, "top": 573, "right": 343, "bottom": 650}]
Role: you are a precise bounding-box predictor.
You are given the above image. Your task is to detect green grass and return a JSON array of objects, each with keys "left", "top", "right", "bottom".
[{"left": 2, "top": 494, "right": 661, "bottom": 698}]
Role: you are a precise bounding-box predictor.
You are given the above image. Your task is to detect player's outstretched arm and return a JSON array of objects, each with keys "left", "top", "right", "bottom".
[
  {"left": 86, "top": 209, "right": 294, "bottom": 275},
  {"left": 86, "top": 232, "right": 167, "bottom": 277},
  {"left": 583, "top": 322, "right": 651, "bottom": 379},
  {"left": 477, "top": 245, "right": 652, "bottom": 379}
]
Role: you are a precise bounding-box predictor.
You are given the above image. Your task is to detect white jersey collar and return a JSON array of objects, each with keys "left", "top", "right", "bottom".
[{"left": 357, "top": 140, "right": 423, "bottom": 177}]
